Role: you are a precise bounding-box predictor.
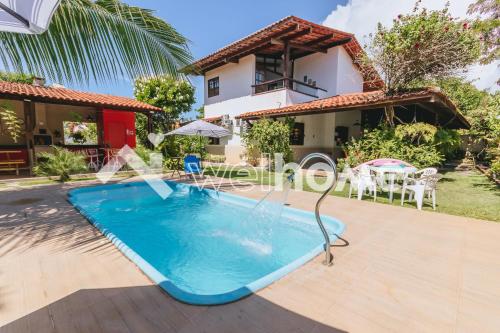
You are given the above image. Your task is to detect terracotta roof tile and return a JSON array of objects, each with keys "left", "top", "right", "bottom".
[
  {"left": 0, "top": 81, "right": 161, "bottom": 112},
  {"left": 236, "top": 88, "right": 469, "bottom": 129},
  {"left": 189, "top": 16, "right": 384, "bottom": 91}
]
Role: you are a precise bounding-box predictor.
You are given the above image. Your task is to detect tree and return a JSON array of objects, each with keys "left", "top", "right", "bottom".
[
  {"left": 468, "top": 0, "right": 500, "bottom": 64},
  {"left": 196, "top": 106, "right": 205, "bottom": 119},
  {"left": 134, "top": 76, "right": 195, "bottom": 146},
  {"left": 0, "top": 0, "right": 192, "bottom": 85},
  {"left": 242, "top": 119, "right": 292, "bottom": 169},
  {"left": 466, "top": 94, "right": 500, "bottom": 162},
  {"left": 436, "top": 77, "right": 489, "bottom": 116},
  {"left": 0, "top": 71, "right": 35, "bottom": 84},
  {"left": 437, "top": 77, "right": 499, "bottom": 164},
  {"left": 358, "top": 2, "right": 481, "bottom": 95}
]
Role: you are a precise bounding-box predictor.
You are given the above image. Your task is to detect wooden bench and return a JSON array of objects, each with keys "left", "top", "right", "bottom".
[{"left": 0, "top": 150, "right": 26, "bottom": 176}]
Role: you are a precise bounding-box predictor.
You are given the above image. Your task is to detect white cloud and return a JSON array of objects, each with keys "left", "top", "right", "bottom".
[{"left": 323, "top": 0, "right": 499, "bottom": 92}]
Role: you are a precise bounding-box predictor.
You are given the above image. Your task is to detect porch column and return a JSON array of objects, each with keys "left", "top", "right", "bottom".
[
  {"left": 283, "top": 42, "right": 290, "bottom": 89},
  {"left": 23, "top": 100, "right": 36, "bottom": 175},
  {"left": 146, "top": 112, "right": 154, "bottom": 149},
  {"left": 96, "top": 110, "right": 104, "bottom": 147}
]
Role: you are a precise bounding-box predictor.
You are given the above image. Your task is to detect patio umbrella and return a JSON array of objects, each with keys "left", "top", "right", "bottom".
[
  {"left": 165, "top": 119, "right": 231, "bottom": 158},
  {"left": 0, "top": 0, "right": 61, "bottom": 34}
]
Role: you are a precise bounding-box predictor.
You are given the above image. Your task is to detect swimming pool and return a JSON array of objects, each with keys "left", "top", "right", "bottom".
[{"left": 68, "top": 181, "right": 345, "bottom": 305}]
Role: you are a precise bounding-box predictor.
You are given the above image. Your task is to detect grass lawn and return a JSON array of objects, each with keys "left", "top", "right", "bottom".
[{"left": 204, "top": 166, "right": 500, "bottom": 222}]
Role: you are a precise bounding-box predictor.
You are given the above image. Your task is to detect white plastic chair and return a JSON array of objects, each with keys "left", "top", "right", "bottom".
[
  {"left": 401, "top": 173, "right": 441, "bottom": 210},
  {"left": 348, "top": 165, "right": 377, "bottom": 201},
  {"left": 414, "top": 167, "right": 438, "bottom": 178}
]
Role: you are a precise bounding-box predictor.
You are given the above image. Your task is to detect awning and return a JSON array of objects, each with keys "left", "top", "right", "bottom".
[{"left": 0, "top": 0, "right": 61, "bottom": 34}]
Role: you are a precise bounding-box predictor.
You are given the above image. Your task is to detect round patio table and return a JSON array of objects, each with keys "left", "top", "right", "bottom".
[{"left": 370, "top": 165, "right": 417, "bottom": 202}]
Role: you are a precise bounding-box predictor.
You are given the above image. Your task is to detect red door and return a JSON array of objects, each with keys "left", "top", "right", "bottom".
[{"left": 102, "top": 109, "right": 136, "bottom": 148}]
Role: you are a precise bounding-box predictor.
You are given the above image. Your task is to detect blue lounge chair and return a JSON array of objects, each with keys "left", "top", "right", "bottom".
[{"left": 184, "top": 155, "right": 202, "bottom": 178}]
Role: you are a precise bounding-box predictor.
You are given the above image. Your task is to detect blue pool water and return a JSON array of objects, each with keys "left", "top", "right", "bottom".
[{"left": 68, "top": 181, "right": 344, "bottom": 305}]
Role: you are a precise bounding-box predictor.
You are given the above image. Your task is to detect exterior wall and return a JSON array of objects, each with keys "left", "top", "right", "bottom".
[
  {"left": 285, "top": 113, "right": 336, "bottom": 162},
  {"left": 205, "top": 89, "right": 290, "bottom": 161},
  {"left": 205, "top": 89, "right": 288, "bottom": 119},
  {"left": 201, "top": 45, "right": 365, "bottom": 164},
  {"left": 293, "top": 46, "right": 364, "bottom": 97},
  {"left": 335, "top": 47, "right": 364, "bottom": 94},
  {"left": 293, "top": 47, "right": 339, "bottom": 96},
  {"left": 204, "top": 55, "right": 255, "bottom": 105}
]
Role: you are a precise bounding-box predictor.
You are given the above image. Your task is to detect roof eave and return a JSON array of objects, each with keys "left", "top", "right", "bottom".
[
  {"left": 236, "top": 91, "right": 470, "bottom": 129},
  {"left": 0, "top": 92, "right": 161, "bottom": 113}
]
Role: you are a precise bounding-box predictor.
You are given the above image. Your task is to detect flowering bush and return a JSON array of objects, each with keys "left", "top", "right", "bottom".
[{"left": 359, "top": 1, "right": 481, "bottom": 93}]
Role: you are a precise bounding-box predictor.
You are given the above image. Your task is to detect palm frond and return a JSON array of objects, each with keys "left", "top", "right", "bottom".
[{"left": 0, "top": 0, "right": 192, "bottom": 85}]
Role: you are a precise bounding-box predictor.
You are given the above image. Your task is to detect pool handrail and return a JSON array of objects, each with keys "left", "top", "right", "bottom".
[{"left": 289, "top": 152, "right": 338, "bottom": 266}]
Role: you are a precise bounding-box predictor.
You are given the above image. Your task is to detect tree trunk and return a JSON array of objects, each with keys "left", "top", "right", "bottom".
[{"left": 384, "top": 104, "right": 395, "bottom": 127}]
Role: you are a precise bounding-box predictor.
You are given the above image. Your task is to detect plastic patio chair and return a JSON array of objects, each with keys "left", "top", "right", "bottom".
[
  {"left": 401, "top": 173, "right": 442, "bottom": 210},
  {"left": 348, "top": 165, "right": 377, "bottom": 201},
  {"left": 184, "top": 155, "right": 202, "bottom": 178}
]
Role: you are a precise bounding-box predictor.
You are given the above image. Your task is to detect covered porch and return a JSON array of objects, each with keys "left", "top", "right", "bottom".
[
  {"left": 0, "top": 81, "right": 160, "bottom": 176},
  {"left": 237, "top": 88, "right": 470, "bottom": 162}
]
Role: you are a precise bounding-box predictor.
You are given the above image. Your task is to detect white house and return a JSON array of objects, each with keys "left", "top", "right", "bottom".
[{"left": 190, "top": 16, "right": 469, "bottom": 164}]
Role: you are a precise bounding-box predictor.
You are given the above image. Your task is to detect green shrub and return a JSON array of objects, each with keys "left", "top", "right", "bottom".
[
  {"left": 242, "top": 118, "right": 292, "bottom": 169},
  {"left": 33, "top": 146, "right": 88, "bottom": 182},
  {"left": 134, "top": 144, "right": 155, "bottom": 164},
  {"left": 341, "top": 123, "right": 447, "bottom": 169},
  {"left": 158, "top": 135, "right": 208, "bottom": 158},
  {"left": 206, "top": 154, "right": 225, "bottom": 163},
  {"left": 491, "top": 158, "right": 500, "bottom": 179},
  {"left": 434, "top": 128, "right": 462, "bottom": 159}
]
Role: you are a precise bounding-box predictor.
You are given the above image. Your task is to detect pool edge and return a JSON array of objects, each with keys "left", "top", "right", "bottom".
[{"left": 67, "top": 182, "right": 345, "bottom": 305}]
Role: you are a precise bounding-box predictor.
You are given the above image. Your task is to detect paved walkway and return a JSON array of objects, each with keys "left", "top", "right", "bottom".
[{"left": 1, "top": 179, "right": 499, "bottom": 332}]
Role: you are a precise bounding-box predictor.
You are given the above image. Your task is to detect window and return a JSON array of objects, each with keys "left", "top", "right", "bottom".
[
  {"left": 256, "top": 55, "right": 283, "bottom": 75},
  {"left": 208, "top": 77, "right": 219, "bottom": 97},
  {"left": 290, "top": 122, "right": 304, "bottom": 145},
  {"left": 208, "top": 137, "right": 220, "bottom": 145},
  {"left": 63, "top": 121, "right": 98, "bottom": 145}
]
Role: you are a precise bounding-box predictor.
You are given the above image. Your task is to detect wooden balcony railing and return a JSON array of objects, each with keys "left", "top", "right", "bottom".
[{"left": 251, "top": 78, "right": 327, "bottom": 98}]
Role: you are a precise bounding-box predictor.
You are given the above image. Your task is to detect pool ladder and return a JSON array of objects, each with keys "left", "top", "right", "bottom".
[{"left": 289, "top": 153, "right": 340, "bottom": 266}]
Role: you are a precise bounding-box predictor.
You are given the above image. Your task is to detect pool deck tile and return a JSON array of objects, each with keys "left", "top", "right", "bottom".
[{"left": 1, "top": 178, "right": 499, "bottom": 333}]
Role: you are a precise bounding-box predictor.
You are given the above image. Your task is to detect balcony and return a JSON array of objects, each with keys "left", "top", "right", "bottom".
[{"left": 252, "top": 78, "right": 327, "bottom": 98}]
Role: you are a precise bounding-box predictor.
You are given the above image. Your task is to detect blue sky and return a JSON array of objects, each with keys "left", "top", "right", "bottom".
[{"left": 65, "top": 0, "right": 347, "bottom": 119}]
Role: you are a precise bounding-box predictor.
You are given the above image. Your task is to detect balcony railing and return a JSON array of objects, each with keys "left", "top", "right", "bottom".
[{"left": 252, "top": 78, "right": 327, "bottom": 98}]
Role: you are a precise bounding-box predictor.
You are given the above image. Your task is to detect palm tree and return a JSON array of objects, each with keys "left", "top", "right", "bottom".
[{"left": 0, "top": 0, "right": 192, "bottom": 84}]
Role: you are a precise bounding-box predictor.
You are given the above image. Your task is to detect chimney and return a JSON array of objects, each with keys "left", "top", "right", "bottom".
[{"left": 32, "top": 77, "right": 46, "bottom": 86}]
